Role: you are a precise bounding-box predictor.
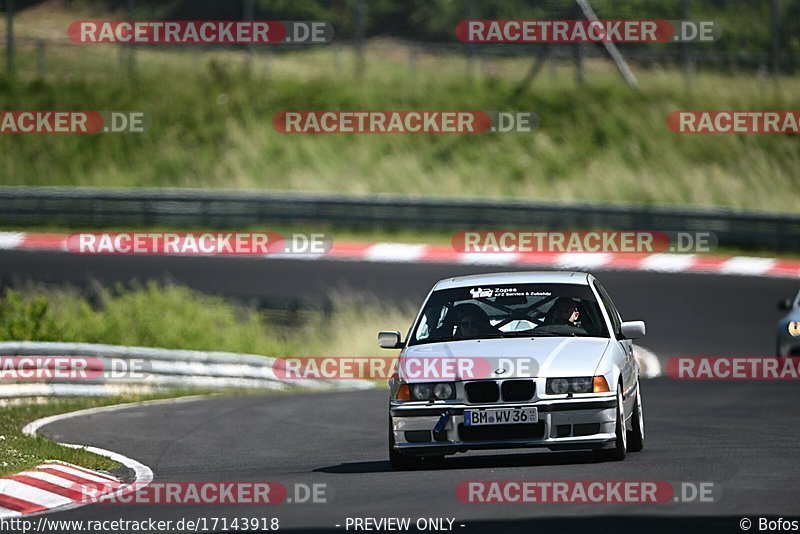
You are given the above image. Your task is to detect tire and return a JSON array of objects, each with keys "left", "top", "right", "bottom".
[
  {"left": 388, "top": 418, "right": 425, "bottom": 470},
  {"left": 389, "top": 447, "right": 424, "bottom": 470},
  {"left": 595, "top": 384, "right": 627, "bottom": 462},
  {"left": 627, "top": 383, "right": 645, "bottom": 453},
  {"left": 424, "top": 455, "right": 445, "bottom": 467}
]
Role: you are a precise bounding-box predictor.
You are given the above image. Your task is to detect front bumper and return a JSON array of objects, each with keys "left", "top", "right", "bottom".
[{"left": 390, "top": 396, "right": 617, "bottom": 456}]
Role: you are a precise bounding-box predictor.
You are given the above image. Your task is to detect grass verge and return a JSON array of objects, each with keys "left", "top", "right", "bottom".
[
  {"left": 1, "top": 6, "right": 799, "bottom": 211},
  {"left": 0, "top": 392, "right": 206, "bottom": 478}
]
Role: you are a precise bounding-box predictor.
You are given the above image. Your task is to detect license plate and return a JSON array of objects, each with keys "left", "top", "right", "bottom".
[{"left": 464, "top": 408, "right": 538, "bottom": 426}]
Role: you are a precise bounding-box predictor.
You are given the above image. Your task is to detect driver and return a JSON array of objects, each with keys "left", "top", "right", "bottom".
[
  {"left": 546, "top": 297, "right": 580, "bottom": 327},
  {"left": 454, "top": 303, "right": 493, "bottom": 338}
]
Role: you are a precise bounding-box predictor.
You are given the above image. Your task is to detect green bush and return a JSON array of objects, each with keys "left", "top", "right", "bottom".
[
  {"left": 0, "top": 283, "right": 293, "bottom": 355},
  {"left": 0, "top": 283, "right": 416, "bottom": 357}
]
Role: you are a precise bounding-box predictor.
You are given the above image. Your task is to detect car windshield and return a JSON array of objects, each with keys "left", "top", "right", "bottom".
[{"left": 409, "top": 283, "right": 609, "bottom": 345}]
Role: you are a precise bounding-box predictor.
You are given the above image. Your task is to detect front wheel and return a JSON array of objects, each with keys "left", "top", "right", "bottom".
[
  {"left": 389, "top": 447, "right": 424, "bottom": 470},
  {"left": 595, "top": 384, "right": 627, "bottom": 462},
  {"left": 627, "top": 384, "right": 645, "bottom": 452}
]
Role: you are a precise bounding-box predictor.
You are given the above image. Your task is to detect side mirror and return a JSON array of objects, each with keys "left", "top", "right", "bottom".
[
  {"left": 620, "top": 321, "right": 646, "bottom": 340},
  {"left": 378, "top": 331, "right": 404, "bottom": 349},
  {"left": 778, "top": 298, "right": 793, "bottom": 311}
]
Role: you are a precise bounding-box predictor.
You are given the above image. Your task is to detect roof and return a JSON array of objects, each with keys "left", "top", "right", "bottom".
[{"left": 433, "top": 271, "right": 590, "bottom": 290}]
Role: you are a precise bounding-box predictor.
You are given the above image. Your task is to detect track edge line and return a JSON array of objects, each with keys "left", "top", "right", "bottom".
[{"left": 18, "top": 394, "right": 212, "bottom": 517}]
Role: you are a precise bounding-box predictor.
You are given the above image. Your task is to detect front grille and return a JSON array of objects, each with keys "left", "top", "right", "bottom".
[
  {"left": 501, "top": 380, "right": 535, "bottom": 401},
  {"left": 458, "top": 422, "right": 545, "bottom": 441},
  {"left": 465, "top": 381, "right": 500, "bottom": 403}
]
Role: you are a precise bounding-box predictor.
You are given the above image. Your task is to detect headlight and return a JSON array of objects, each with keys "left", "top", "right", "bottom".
[
  {"left": 410, "top": 382, "right": 456, "bottom": 400},
  {"left": 433, "top": 383, "right": 454, "bottom": 399},
  {"left": 571, "top": 376, "right": 593, "bottom": 393},
  {"left": 411, "top": 384, "right": 433, "bottom": 400},
  {"left": 546, "top": 376, "right": 598, "bottom": 394},
  {"left": 547, "top": 378, "right": 570, "bottom": 394}
]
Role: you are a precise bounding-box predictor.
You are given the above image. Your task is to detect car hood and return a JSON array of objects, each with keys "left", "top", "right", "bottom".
[{"left": 401, "top": 337, "right": 611, "bottom": 380}]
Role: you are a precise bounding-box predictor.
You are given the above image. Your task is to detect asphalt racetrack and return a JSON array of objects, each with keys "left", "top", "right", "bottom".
[{"left": 3, "top": 251, "right": 800, "bottom": 532}]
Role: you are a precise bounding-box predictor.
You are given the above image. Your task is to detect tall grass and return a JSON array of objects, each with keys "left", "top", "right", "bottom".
[
  {"left": 1, "top": 8, "right": 799, "bottom": 210},
  {"left": 0, "top": 283, "right": 416, "bottom": 358}
]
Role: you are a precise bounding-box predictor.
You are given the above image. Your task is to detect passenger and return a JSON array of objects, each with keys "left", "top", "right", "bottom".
[{"left": 546, "top": 297, "right": 580, "bottom": 327}]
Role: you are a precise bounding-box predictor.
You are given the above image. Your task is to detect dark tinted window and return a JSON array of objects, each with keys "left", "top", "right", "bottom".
[{"left": 410, "top": 283, "right": 609, "bottom": 345}]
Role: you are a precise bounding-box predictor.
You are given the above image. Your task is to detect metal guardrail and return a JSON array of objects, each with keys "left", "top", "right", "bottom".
[
  {"left": 1, "top": 187, "right": 799, "bottom": 252},
  {"left": 0, "top": 341, "right": 658, "bottom": 402},
  {"left": 0, "top": 342, "right": 373, "bottom": 399}
]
